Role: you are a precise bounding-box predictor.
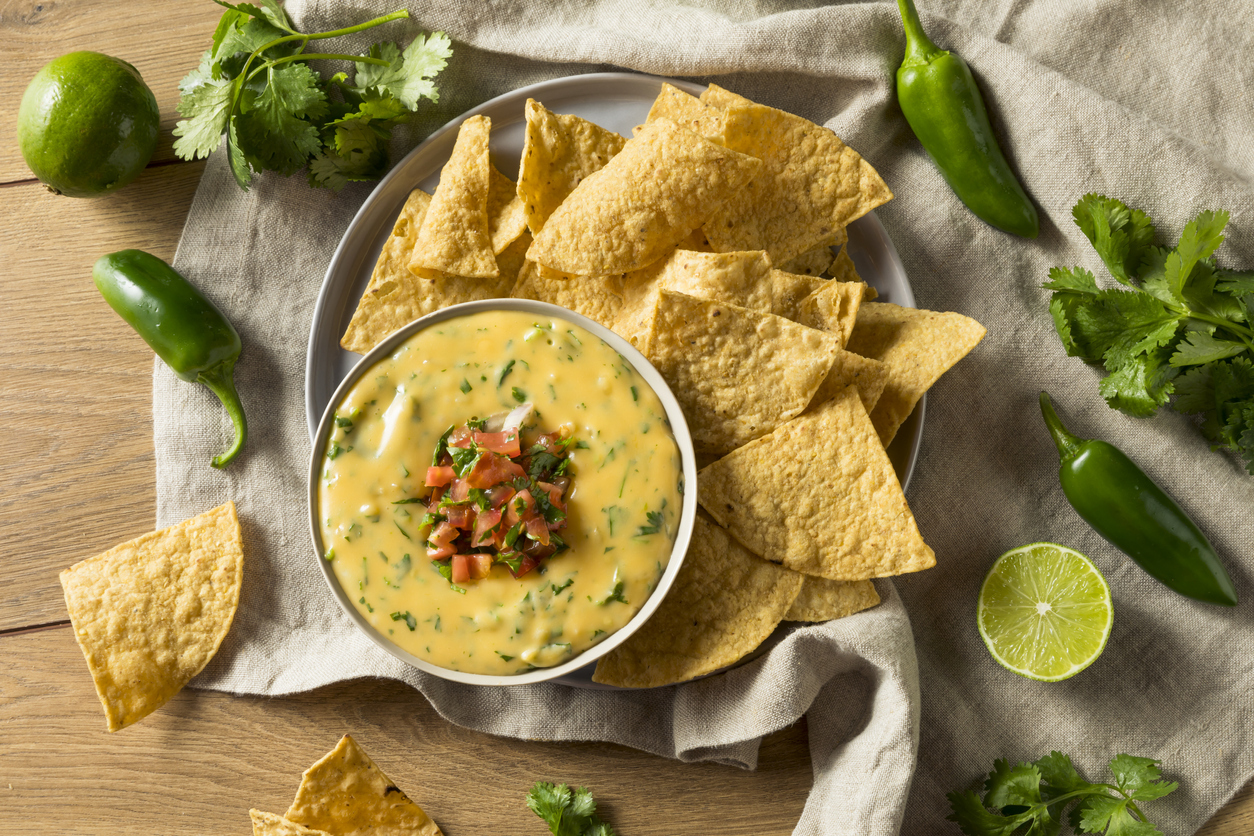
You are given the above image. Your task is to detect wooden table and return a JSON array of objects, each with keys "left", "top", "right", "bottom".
[{"left": 1, "top": 3, "right": 1249, "bottom": 833}]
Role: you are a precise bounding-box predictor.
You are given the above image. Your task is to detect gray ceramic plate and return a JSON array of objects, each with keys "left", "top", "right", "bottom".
[{"left": 304, "top": 72, "right": 924, "bottom": 688}]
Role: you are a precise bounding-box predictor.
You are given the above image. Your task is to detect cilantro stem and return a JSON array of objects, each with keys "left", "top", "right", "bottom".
[{"left": 256, "top": 53, "right": 391, "bottom": 78}]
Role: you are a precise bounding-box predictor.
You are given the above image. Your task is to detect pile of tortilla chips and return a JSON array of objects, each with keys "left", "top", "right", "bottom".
[
  {"left": 59, "top": 502, "right": 244, "bottom": 731},
  {"left": 340, "top": 83, "right": 987, "bottom": 688},
  {"left": 249, "top": 735, "right": 443, "bottom": 836}
]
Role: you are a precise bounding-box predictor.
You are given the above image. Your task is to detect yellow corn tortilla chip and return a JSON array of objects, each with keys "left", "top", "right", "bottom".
[
  {"left": 808, "top": 349, "right": 889, "bottom": 414},
  {"left": 703, "top": 103, "right": 892, "bottom": 264},
  {"left": 646, "top": 83, "right": 725, "bottom": 141},
  {"left": 286, "top": 735, "right": 442, "bottom": 836},
  {"left": 827, "top": 244, "right": 860, "bottom": 283},
  {"left": 698, "top": 387, "right": 935, "bottom": 580},
  {"left": 785, "top": 577, "right": 880, "bottom": 622},
  {"left": 518, "top": 98, "right": 627, "bottom": 235},
  {"left": 592, "top": 511, "right": 803, "bottom": 688},
  {"left": 340, "top": 189, "right": 522, "bottom": 354},
  {"left": 778, "top": 244, "right": 835, "bottom": 277},
  {"left": 846, "top": 302, "right": 987, "bottom": 446},
  {"left": 528, "top": 118, "right": 763, "bottom": 276},
  {"left": 487, "top": 165, "right": 528, "bottom": 254},
  {"left": 700, "top": 83, "right": 754, "bottom": 109},
  {"left": 510, "top": 260, "right": 625, "bottom": 329},
  {"left": 794, "top": 277, "right": 868, "bottom": 348},
  {"left": 644, "top": 290, "right": 841, "bottom": 457},
  {"left": 658, "top": 249, "right": 774, "bottom": 312},
  {"left": 409, "top": 115, "right": 498, "bottom": 278},
  {"left": 767, "top": 269, "right": 826, "bottom": 321},
  {"left": 250, "top": 810, "right": 334, "bottom": 836},
  {"left": 59, "top": 502, "right": 243, "bottom": 732}
]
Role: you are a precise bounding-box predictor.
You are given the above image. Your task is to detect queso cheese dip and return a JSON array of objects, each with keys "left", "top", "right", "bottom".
[{"left": 318, "top": 310, "right": 682, "bottom": 676}]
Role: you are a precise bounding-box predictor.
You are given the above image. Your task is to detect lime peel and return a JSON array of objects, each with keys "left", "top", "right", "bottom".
[{"left": 977, "top": 542, "right": 1113, "bottom": 682}]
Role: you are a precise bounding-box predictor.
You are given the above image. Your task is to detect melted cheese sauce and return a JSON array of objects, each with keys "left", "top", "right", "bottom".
[{"left": 318, "top": 311, "right": 681, "bottom": 675}]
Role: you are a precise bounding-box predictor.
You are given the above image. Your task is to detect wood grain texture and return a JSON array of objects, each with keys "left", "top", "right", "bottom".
[
  {"left": 0, "top": 0, "right": 224, "bottom": 182},
  {"left": 0, "top": 626, "right": 812, "bottom": 835},
  {"left": 0, "top": 164, "right": 203, "bottom": 630}
]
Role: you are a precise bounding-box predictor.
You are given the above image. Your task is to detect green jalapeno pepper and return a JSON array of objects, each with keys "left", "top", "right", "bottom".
[
  {"left": 93, "top": 249, "right": 248, "bottom": 469},
  {"left": 1040, "top": 392, "right": 1237, "bottom": 606},
  {"left": 894, "top": 0, "right": 1039, "bottom": 238}
]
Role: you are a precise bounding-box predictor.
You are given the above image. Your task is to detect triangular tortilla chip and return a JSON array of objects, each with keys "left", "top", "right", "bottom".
[
  {"left": 59, "top": 502, "right": 244, "bottom": 732},
  {"left": 700, "top": 83, "right": 754, "bottom": 109},
  {"left": 697, "top": 387, "right": 935, "bottom": 580},
  {"left": 517, "top": 98, "right": 627, "bottom": 235},
  {"left": 510, "top": 259, "right": 626, "bottom": 329},
  {"left": 645, "top": 82, "right": 725, "bottom": 141},
  {"left": 409, "top": 115, "right": 498, "bottom": 278},
  {"left": 807, "top": 349, "right": 889, "bottom": 413},
  {"left": 778, "top": 243, "right": 835, "bottom": 277},
  {"left": 767, "top": 269, "right": 825, "bottom": 321},
  {"left": 785, "top": 577, "right": 880, "bottom": 622},
  {"left": 286, "top": 735, "right": 442, "bottom": 836},
  {"left": 250, "top": 810, "right": 334, "bottom": 836},
  {"left": 592, "top": 511, "right": 802, "bottom": 688},
  {"left": 528, "top": 118, "right": 762, "bottom": 276},
  {"left": 644, "top": 290, "right": 840, "bottom": 457},
  {"left": 702, "top": 101, "right": 892, "bottom": 264},
  {"left": 794, "top": 277, "right": 869, "bottom": 347},
  {"left": 657, "top": 249, "right": 774, "bottom": 312},
  {"left": 846, "top": 302, "right": 987, "bottom": 446},
  {"left": 487, "top": 165, "right": 527, "bottom": 254},
  {"left": 827, "top": 245, "right": 861, "bottom": 283},
  {"left": 340, "top": 188, "right": 522, "bottom": 354}
]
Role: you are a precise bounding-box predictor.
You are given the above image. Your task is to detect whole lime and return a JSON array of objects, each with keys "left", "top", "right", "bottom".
[{"left": 17, "top": 51, "right": 160, "bottom": 198}]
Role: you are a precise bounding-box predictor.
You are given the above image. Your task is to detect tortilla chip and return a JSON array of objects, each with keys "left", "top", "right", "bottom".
[
  {"left": 609, "top": 260, "right": 670, "bottom": 354},
  {"left": 785, "top": 577, "right": 880, "bottom": 622},
  {"left": 518, "top": 99, "right": 627, "bottom": 235},
  {"left": 778, "top": 244, "right": 835, "bottom": 277},
  {"left": 658, "top": 249, "right": 774, "bottom": 312},
  {"left": 767, "top": 269, "right": 825, "bottom": 321},
  {"left": 808, "top": 349, "right": 889, "bottom": 413},
  {"left": 487, "top": 165, "right": 528, "bottom": 254},
  {"left": 59, "top": 502, "right": 243, "bottom": 732},
  {"left": 846, "top": 302, "right": 987, "bottom": 446},
  {"left": 703, "top": 103, "right": 892, "bottom": 264},
  {"left": 592, "top": 512, "right": 803, "bottom": 687},
  {"left": 700, "top": 83, "right": 754, "bottom": 109},
  {"left": 528, "top": 118, "right": 763, "bottom": 276},
  {"left": 794, "top": 278, "right": 868, "bottom": 348},
  {"left": 698, "top": 387, "right": 935, "bottom": 580},
  {"left": 646, "top": 83, "right": 724, "bottom": 141},
  {"left": 510, "top": 260, "right": 625, "bottom": 329},
  {"left": 286, "top": 735, "right": 442, "bottom": 836},
  {"left": 827, "top": 245, "right": 860, "bottom": 283},
  {"left": 250, "top": 810, "right": 334, "bottom": 836},
  {"left": 340, "top": 192, "right": 520, "bottom": 354},
  {"left": 644, "top": 290, "right": 840, "bottom": 456},
  {"left": 409, "top": 115, "right": 497, "bottom": 278}
]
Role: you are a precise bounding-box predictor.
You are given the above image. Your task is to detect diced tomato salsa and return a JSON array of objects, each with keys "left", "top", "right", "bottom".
[{"left": 414, "top": 418, "right": 575, "bottom": 583}]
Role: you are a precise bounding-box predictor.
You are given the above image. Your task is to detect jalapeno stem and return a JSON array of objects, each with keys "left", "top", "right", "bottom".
[
  {"left": 1039, "top": 392, "right": 1084, "bottom": 461},
  {"left": 199, "top": 359, "right": 249, "bottom": 469},
  {"left": 897, "top": 0, "right": 946, "bottom": 68}
]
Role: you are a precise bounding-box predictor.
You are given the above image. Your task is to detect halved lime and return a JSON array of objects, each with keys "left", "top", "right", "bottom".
[{"left": 977, "top": 542, "right": 1113, "bottom": 682}]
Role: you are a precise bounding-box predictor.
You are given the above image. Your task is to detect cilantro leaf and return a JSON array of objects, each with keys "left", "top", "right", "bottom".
[
  {"left": 1072, "top": 290, "right": 1180, "bottom": 370},
  {"left": 1165, "top": 210, "right": 1228, "bottom": 300},
  {"left": 1072, "top": 194, "right": 1156, "bottom": 286},
  {"left": 351, "top": 31, "right": 453, "bottom": 109},
  {"left": 525, "top": 782, "right": 616, "bottom": 836},
  {"left": 1097, "top": 348, "right": 1176, "bottom": 417},
  {"left": 173, "top": 60, "right": 235, "bottom": 159},
  {"left": 947, "top": 790, "right": 1033, "bottom": 836},
  {"left": 984, "top": 760, "right": 1044, "bottom": 810},
  {"left": 1108, "top": 755, "right": 1178, "bottom": 802},
  {"left": 1033, "top": 752, "right": 1086, "bottom": 794},
  {"left": 1169, "top": 331, "right": 1246, "bottom": 367},
  {"left": 1216, "top": 269, "right": 1254, "bottom": 296},
  {"left": 1044, "top": 266, "right": 1101, "bottom": 295}
]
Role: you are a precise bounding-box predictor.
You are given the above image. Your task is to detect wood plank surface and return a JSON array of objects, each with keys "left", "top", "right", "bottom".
[
  {"left": 0, "top": 626, "right": 812, "bottom": 835},
  {"left": 0, "top": 164, "right": 203, "bottom": 631},
  {"left": 0, "top": 0, "right": 224, "bottom": 183}
]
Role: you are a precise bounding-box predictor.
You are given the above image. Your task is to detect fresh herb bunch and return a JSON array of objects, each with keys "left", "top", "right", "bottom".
[
  {"left": 526, "top": 781, "right": 618, "bottom": 836},
  {"left": 949, "top": 751, "right": 1177, "bottom": 836},
  {"left": 173, "top": 0, "right": 452, "bottom": 191},
  {"left": 1046, "top": 194, "right": 1254, "bottom": 472}
]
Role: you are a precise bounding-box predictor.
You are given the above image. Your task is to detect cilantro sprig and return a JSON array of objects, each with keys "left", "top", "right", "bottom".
[
  {"left": 525, "top": 782, "right": 617, "bottom": 836},
  {"left": 174, "top": 0, "right": 452, "bottom": 191},
  {"left": 1046, "top": 194, "right": 1254, "bottom": 472},
  {"left": 948, "top": 751, "right": 1177, "bottom": 836}
]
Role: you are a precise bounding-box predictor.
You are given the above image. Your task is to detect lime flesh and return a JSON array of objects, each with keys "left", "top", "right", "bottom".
[
  {"left": 17, "top": 51, "right": 160, "bottom": 198},
  {"left": 977, "top": 542, "right": 1113, "bottom": 682}
]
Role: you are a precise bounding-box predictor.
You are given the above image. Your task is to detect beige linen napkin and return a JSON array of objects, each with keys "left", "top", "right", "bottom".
[{"left": 157, "top": 1, "right": 1254, "bottom": 833}]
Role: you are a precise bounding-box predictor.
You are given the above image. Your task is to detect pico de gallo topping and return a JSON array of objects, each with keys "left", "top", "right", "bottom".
[{"left": 420, "top": 404, "right": 575, "bottom": 585}]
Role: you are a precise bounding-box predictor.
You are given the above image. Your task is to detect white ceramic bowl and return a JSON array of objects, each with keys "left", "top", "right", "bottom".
[{"left": 308, "top": 299, "right": 699, "bottom": 686}]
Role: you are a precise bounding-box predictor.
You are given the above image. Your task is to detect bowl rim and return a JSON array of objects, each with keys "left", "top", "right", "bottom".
[{"left": 307, "top": 298, "right": 699, "bottom": 687}]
